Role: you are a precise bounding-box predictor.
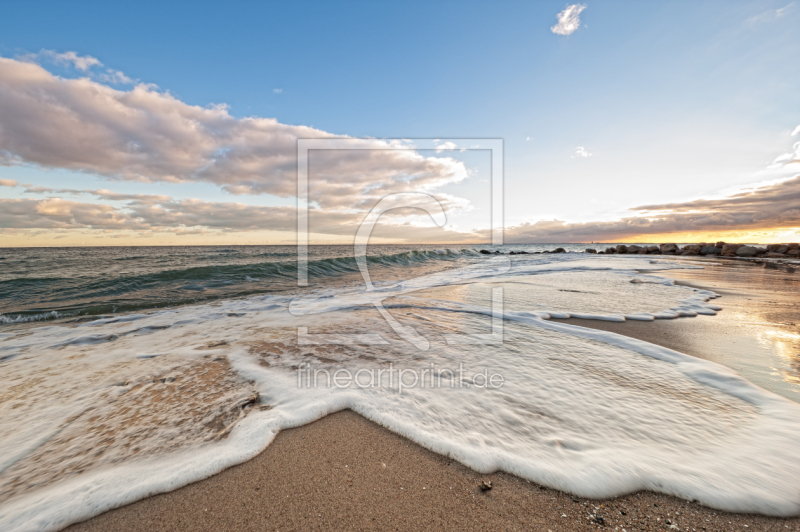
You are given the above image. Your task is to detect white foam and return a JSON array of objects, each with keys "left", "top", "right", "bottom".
[{"left": 0, "top": 311, "right": 66, "bottom": 325}]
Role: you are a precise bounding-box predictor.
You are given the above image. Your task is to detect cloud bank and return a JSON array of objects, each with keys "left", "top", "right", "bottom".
[
  {"left": 504, "top": 176, "right": 800, "bottom": 242},
  {"left": 0, "top": 56, "right": 466, "bottom": 210},
  {"left": 0, "top": 193, "right": 476, "bottom": 243},
  {"left": 3, "top": 176, "right": 797, "bottom": 243}
]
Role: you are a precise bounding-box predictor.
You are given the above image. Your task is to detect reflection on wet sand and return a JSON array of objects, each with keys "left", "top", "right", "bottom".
[{"left": 565, "top": 258, "right": 800, "bottom": 401}]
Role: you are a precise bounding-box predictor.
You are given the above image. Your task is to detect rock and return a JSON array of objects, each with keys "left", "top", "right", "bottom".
[
  {"left": 682, "top": 250, "right": 699, "bottom": 256},
  {"left": 683, "top": 244, "right": 701, "bottom": 253},
  {"left": 660, "top": 243, "right": 678, "bottom": 253},
  {"left": 615, "top": 245, "right": 628, "bottom": 253},
  {"left": 647, "top": 245, "right": 659, "bottom": 253},
  {"left": 722, "top": 243, "right": 743, "bottom": 254},
  {"left": 480, "top": 480, "right": 492, "bottom": 492},
  {"left": 715, "top": 241, "right": 725, "bottom": 248},
  {"left": 553, "top": 248, "right": 566, "bottom": 253},
  {"left": 736, "top": 245, "right": 759, "bottom": 257},
  {"left": 766, "top": 243, "right": 790, "bottom": 253},
  {"left": 638, "top": 249, "right": 649, "bottom": 254},
  {"left": 700, "top": 246, "right": 721, "bottom": 255},
  {"left": 788, "top": 250, "right": 799, "bottom": 256},
  {"left": 605, "top": 247, "right": 616, "bottom": 254},
  {"left": 479, "top": 249, "right": 491, "bottom": 255},
  {"left": 788, "top": 243, "right": 799, "bottom": 250},
  {"left": 765, "top": 252, "right": 787, "bottom": 258},
  {"left": 627, "top": 245, "right": 643, "bottom": 253},
  {"left": 662, "top": 251, "right": 676, "bottom": 255},
  {"left": 585, "top": 248, "right": 597, "bottom": 253}
]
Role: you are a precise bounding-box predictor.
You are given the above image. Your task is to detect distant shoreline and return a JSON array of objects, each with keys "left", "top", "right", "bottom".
[{"left": 479, "top": 241, "right": 800, "bottom": 260}]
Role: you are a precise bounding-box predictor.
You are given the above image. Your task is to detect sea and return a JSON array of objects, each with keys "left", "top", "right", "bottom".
[{"left": 1, "top": 244, "right": 799, "bottom": 530}]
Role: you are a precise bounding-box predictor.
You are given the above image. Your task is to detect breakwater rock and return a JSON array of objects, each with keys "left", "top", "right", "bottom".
[{"left": 479, "top": 242, "right": 799, "bottom": 258}]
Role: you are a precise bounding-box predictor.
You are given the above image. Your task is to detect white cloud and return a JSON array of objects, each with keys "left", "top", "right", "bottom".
[
  {"left": 771, "top": 142, "right": 800, "bottom": 166},
  {"left": 0, "top": 178, "right": 17, "bottom": 187},
  {"left": 97, "top": 69, "right": 133, "bottom": 84},
  {"left": 777, "top": 2, "right": 796, "bottom": 16},
  {"left": 22, "top": 185, "right": 172, "bottom": 205},
  {"left": 0, "top": 55, "right": 468, "bottom": 210},
  {"left": 38, "top": 50, "right": 102, "bottom": 71},
  {"left": 526, "top": 136, "right": 530, "bottom": 141},
  {"left": 572, "top": 146, "right": 592, "bottom": 158},
  {"left": 273, "top": 88, "right": 283, "bottom": 94},
  {"left": 770, "top": 128, "right": 800, "bottom": 166},
  {"left": 435, "top": 141, "right": 458, "bottom": 153},
  {"left": 551, "top": 4, "right": 587, "bottom": 36},
  {"left": 745, "top": 2, "right": 795, "bottom": 25}
]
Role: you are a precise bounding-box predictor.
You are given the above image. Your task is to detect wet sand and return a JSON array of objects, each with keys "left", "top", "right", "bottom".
[
  {"left": 567, "top": 258, "right": 800, "bottom": 402},
  {"left": 66, "top": 259, "right": 800, "bottom": 532}
]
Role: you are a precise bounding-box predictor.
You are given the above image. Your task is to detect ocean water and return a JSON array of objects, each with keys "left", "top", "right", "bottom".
[{"left": 1, "top": 245, "right": 800, "bottom": 530}]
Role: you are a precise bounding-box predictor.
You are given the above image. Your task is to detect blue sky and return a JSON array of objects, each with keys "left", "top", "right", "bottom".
[{"left": 0, "top": 1, "right": 798, "bottom": 245}]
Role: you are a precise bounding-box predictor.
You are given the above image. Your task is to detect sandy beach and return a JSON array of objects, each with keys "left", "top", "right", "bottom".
[{"left": 64, "top": 259, "right": 800, "bottom": 532}]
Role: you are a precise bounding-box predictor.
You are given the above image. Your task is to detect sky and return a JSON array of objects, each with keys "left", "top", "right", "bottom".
[{"left": 0, "top": 0, "right": 798, "bottom": 246}]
